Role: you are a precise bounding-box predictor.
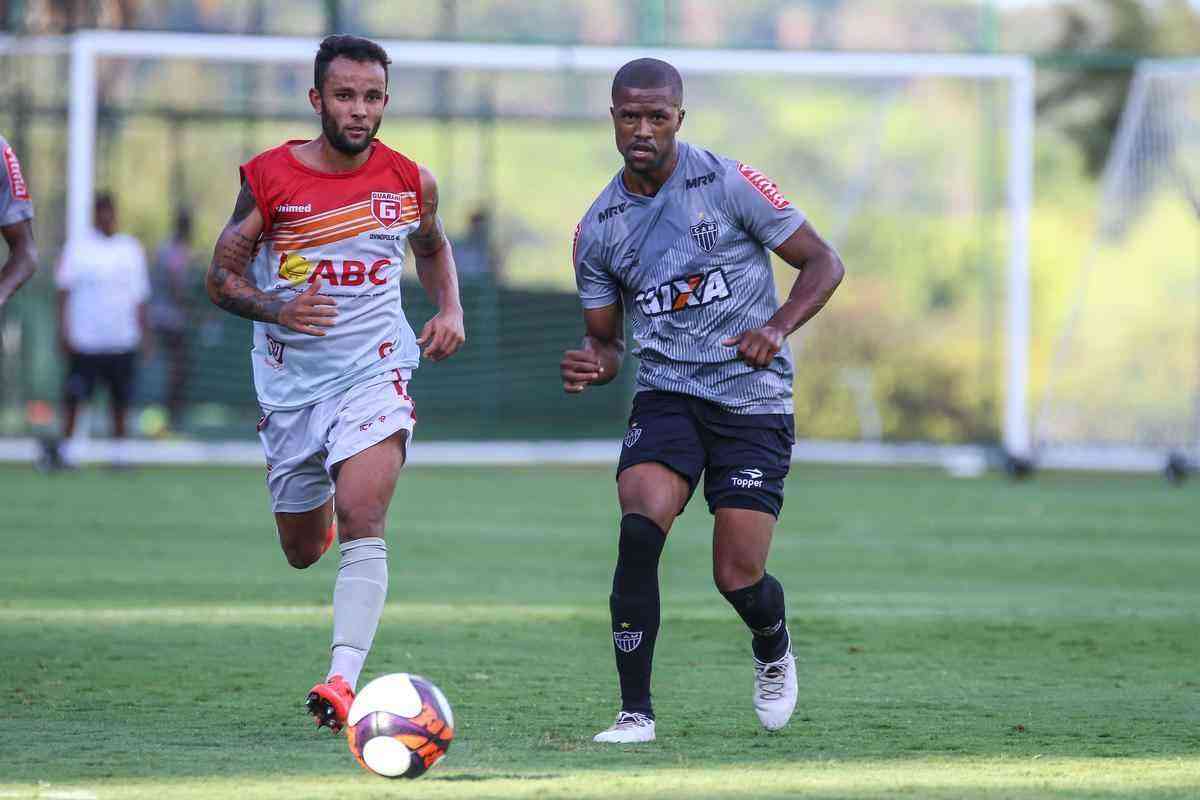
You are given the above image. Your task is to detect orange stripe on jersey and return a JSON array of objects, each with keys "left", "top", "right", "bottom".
[
  {"left": 273, "top": 219, "right": 383, "bottom": 252},
  {"left": 272, "top": 210, "right": 375, "bottom": 245},
  {"left": 274, "top": 202, "right": 372, "bottom": 235}
]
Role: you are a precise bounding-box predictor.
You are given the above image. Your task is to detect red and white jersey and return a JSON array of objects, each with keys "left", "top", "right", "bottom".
[{"left": 240, "top": 140, "right": 423, "bottom": 410}]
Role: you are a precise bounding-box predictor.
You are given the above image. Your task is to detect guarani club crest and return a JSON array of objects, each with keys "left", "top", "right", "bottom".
[
  {"left": 371, "top": 191, "right": 418, "bottom": 229},
  {"left": 690, "top": 215, "right": 719, "bottom": 252}
]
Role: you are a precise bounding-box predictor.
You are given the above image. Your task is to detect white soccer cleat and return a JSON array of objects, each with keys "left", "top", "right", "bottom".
[
  {"left": 592, "top": 711, "right": 656, "bottom": 743},
  {"left": 753, "top": 641, "right": 798, "bottom": 731}
]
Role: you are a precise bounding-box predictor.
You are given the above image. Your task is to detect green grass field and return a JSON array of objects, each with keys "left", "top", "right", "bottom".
[{"left": 1, "top": 463, "right": 1197, "bottom": 799}]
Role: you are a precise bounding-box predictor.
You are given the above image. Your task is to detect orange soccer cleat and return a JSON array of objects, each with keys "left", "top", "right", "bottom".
[{"left": 306, "top": 674, "right": 355, "bottom": 733}]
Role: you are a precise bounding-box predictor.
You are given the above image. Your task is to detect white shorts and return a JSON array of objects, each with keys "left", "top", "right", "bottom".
[{"left": 258, "top": 370, "right": 416, "bottom": 513}]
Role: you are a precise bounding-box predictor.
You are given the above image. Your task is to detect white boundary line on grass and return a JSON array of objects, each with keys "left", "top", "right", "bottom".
[{"left": 1, "top": 437, "right": 992, "bottom": 470}]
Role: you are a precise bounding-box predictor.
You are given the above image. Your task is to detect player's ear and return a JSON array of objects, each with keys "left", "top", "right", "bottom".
[
  {"left": 309, "top": 86, "right": 323, "bottom": 114},
  {"left": 383, "top": 91, "right": 390, "bottom": 108},
  {"left": 676, "top": 107, "right": 685, "bottom": 131}
]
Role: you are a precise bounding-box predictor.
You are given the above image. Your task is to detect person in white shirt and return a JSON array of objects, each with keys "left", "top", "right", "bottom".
[{"left": 56, "top": 192, "right": 149, "bottom": 443}]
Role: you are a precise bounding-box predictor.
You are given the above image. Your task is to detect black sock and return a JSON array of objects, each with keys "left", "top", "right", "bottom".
[
  {"left": 721, "top": 573, "right": 789, "bottom": 663},
  {"left": 609, "top": 513, "right": 666, "bottom": 718}
]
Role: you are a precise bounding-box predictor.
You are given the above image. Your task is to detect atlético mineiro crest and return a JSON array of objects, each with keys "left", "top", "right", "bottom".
[
  {"left": 614, "top": 630, "right": 643, "bottom": 653},
  {"left": 624, "top": 425, "right": 642, "bottom": 448},
  {"left": 371, "top": 191, "right": 417, "bottom": 229},
  {"left": 690, "top": 217, "right": 719, "bottom": 252}
]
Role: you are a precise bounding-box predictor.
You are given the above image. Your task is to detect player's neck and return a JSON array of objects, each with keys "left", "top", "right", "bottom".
[
  {"left": 295, "top": 136, "right": 374, "bottom": 173},
  {"left": 621, "top": 146, "right": 680, "bottom": 198}
]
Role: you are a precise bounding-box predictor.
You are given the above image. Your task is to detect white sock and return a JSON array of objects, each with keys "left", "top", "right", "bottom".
[{"left": 327, "top": 537, "right": 388, "bottom": 691}]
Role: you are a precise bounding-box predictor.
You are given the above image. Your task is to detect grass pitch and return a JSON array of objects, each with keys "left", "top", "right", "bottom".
[{"left": 1, "top": 463, "right": 1197, "bottom": 799}]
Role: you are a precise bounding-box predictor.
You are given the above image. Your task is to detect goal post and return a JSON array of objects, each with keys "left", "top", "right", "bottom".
[{"left": 1036, "top": 58, "right": 1200, "bottom": 471}]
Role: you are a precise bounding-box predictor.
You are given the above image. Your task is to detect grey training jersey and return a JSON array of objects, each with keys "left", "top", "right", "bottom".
[
  {"left": 574, "top": 141, "right": 804, "bottom": 414},
  {"left": 0, "top": 136, "right": 34, "bottom": 226}
]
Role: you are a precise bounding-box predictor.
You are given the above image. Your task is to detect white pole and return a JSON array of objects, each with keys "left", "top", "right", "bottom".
[
  {"left": 1004, "top": 63, "right": 1035, "bottom": 459},
  {"left": 67, "top": 32, "right": 97, "bottom": 243}
]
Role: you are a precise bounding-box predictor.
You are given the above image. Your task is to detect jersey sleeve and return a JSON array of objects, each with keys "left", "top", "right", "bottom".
[
  {"left": 572, "top": 220, "right": 619, "bottom": 309},
  {"left": 238, "top": 153, "right": 277, "bottom": 236},
  {"left": 724, "top": 162, "right": 805, "bottom": 250},
  {"left": 0, "top": 140, "right": 34, "bottom": 227}
]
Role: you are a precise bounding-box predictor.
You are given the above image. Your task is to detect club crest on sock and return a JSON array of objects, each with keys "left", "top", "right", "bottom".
[{"left": 614, "top": 629, "right": 644, "bottom": 653}]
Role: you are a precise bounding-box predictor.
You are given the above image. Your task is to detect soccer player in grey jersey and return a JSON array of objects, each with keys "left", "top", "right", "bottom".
[
  {"left": 561, "top": 59, "right": 844, "bottom": 743},
  {"left": 0, "top": 135, "right": 37, "bottom": 308}
]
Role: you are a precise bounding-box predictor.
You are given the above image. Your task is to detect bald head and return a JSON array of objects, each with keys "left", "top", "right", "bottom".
[{"left": 611, "top": 58, "right": 683, "bottom": 106}]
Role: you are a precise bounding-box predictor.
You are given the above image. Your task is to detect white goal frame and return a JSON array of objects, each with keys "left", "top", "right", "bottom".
[{"left": 10, "top": 31, "right": 1037, "bottom": 466}]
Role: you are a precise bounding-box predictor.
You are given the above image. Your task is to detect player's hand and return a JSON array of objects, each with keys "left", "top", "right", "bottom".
[
  {"left": 417, "top": 307, "right": 465, "bottom": 361},
  {"left": 561, "top": 338, "right": 604, "bottom": 393},
  {"left": 279, "top": 281, "right": 338, "bottom": 337},
  {"left": 723, "top": 325, "right": 785, "bottom": 368}
]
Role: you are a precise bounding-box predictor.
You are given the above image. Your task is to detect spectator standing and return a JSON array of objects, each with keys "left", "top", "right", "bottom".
[
  {"left": 149, "top": 209, "right": 195, "bottom": 430},
  {"left": 56, "top": 192, "right": 149, "bottom": 453}
]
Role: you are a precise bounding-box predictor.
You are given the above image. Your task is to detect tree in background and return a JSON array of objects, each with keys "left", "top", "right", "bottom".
[{"left": 1038, "top": 0, "right": 1200, "bottom": 177}]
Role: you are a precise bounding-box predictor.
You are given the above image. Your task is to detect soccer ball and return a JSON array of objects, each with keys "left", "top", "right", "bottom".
[{"left": 346, "top": 673, "right": 455, "bottom": 779}]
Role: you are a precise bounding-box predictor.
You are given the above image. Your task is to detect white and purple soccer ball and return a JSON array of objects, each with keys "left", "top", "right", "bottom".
[{"left": 346, "top": 673, "right": 455, "bottom": 779}]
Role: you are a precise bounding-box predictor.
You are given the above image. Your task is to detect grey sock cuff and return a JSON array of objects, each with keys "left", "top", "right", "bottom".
[{"left": 339, "top": 537, "right": 388, "bottom": 568}]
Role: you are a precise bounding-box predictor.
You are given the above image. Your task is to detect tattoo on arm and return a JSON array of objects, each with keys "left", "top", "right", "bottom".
[
  {"left": 206, "top": 182, "right": 283, "bottom": 322},
  {"left": 230, "top": 181, "right": 258, "bottom": 225},
  {"left": 409, "top": 178, "right": 447, "bottom": 258}
]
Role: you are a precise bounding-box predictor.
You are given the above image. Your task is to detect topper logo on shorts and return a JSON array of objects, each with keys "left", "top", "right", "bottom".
[
  {"left": 3, "top": 145, "right": 30, "bottom": 201},
  {"left": 737, "top": 163, "right": 790, "bottom": 210},
  {"left": 732, "top": 467, "right": 764, "bottom": 488},
  {"left": 635, "top": 268, "right": 731, "bottom": 316},
  {"left": 614, "top": 630, "right": 643, "bottom": 653},
  {"left": 371, "top": 191, "right": 418, "bottom": 229}
]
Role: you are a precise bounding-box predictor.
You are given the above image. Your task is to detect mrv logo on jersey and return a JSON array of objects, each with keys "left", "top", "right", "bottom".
[{"left": 634, "top": 268, "right": 731, "bottom": 316}]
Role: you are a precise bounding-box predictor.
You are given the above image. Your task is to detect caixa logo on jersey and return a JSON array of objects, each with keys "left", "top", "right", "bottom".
[
  {"left": 371, "top": 191, "right": 418, "bottom": 229},
  {"left": 635, "top": 268, "right": 732, "bottom": 316}
]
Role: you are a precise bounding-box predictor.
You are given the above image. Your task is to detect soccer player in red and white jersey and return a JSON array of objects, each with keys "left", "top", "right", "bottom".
[
  {"left": 0, "top": 134, "right": 37, "bottom": 308},
  {"left": 205, "top": 35, "right": 465, "bottom": 733}
]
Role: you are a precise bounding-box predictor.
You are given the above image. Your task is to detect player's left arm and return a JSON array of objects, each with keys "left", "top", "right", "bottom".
[
  {"left": 723, "top": 222, "right": 844, "bottom": 368},
  {"left": 409, "top": 165, "right": 465, "bottom": 362},
  {"left": 0, "top": 219, "right": 37, "bottom": 308}
]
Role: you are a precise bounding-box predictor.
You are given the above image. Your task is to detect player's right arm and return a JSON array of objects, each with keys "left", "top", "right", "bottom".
[
  {"left": 206, "top": 181, "right": 336, "bottom": 336},
  {"left": 0, "top": 219, "right": 37, "bottom": 308},
  {"left": 561, "top": 303, "right": 625, "bottom": 394}
]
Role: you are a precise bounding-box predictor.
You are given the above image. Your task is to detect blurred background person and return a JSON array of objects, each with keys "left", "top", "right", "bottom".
[
  {"left": 54, "top": 192, "right": 150, "bottom": 462},
  {"left": 148, "top": 208, "right": 195, "bottom": 432},
  {"left": 0, "top": 133, "right": 37, "bottom": 308},
  {"left": 452, "top": 208, "right": 503, "bottom": 281}
]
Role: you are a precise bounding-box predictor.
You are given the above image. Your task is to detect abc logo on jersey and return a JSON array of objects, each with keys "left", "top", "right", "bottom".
[{"left": 635, "top": 268, "right": 732, "bottom": 316}]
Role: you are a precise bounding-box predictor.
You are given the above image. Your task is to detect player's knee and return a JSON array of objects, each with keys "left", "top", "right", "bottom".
[
  {"left": 335, "top": 503, "right": 387, "bottom": 540},
  {"left": 282, "top": 543, "right": 322, "bottom": 570},
  {"left": 713, "top": 558, "right": 764, "bottom": 593}
]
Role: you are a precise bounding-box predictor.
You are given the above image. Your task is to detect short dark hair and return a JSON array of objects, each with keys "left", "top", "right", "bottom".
[
  {"left": 611, "top": 58, "right": 683, "bottom": 105},
  {"left": 94, "top": 191, "right": 114, "bottom": 211},
  {"left": 314, "top": 34, "right": 391, "bottom": 92}
]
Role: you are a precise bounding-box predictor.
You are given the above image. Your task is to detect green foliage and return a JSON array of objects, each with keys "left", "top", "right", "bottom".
[{"left": 1, "top": 464, "right": 1198, "bottom": 798}]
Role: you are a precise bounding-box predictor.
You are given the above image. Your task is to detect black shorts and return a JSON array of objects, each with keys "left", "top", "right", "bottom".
[
  {"left": 64, "top": 351, "right": 137, "bottom": 408},
  {"left": 616, "top": 390, "right": 795, "bottom": 518}
]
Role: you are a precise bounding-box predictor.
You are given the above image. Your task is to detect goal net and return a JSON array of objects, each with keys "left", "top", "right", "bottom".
[
  {"left": 1, "top": 33, "right": 1033, "bottom": 465},
  {"left": 1036, "top": 60, "right": 1200, "bottom": 471}
]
